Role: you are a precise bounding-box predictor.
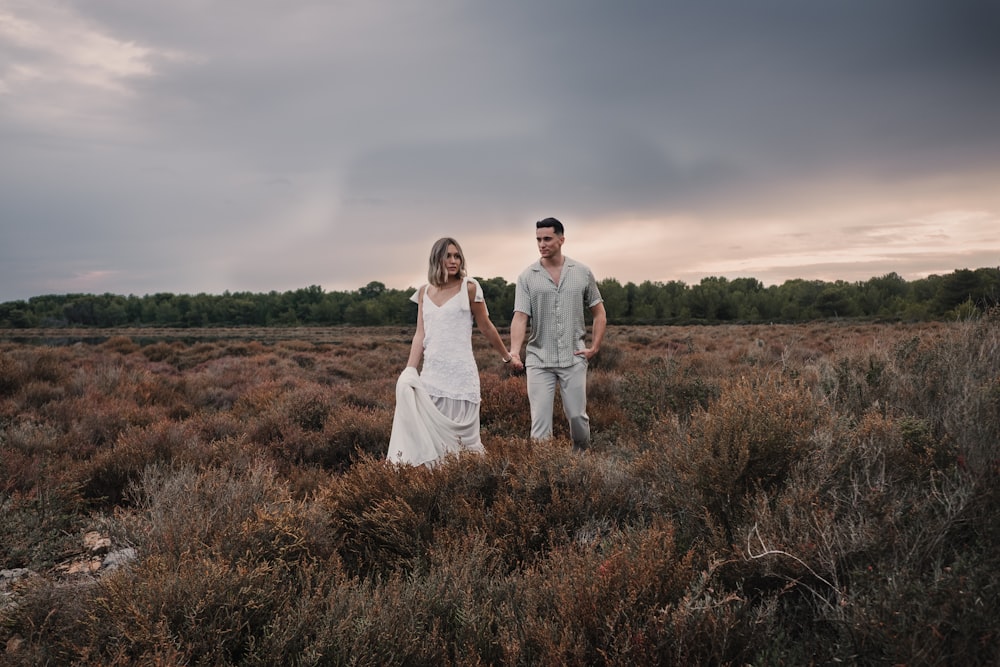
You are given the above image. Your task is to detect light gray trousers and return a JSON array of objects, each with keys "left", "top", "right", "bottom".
[{"left": 526, "top": 363, "right": 590, "bottom": 450}]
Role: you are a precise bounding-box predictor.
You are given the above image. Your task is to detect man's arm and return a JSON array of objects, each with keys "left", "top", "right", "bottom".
[
  {"left": 575, "top": 302, "right": 606, "bottom": 360},
  {"left": 509, "top": 311, "right": 528, "bottom": 370}
]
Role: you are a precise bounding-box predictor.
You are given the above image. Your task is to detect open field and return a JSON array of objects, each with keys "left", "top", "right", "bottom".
[
  {"left": 0, "top": 325, "right": 412, "bottom": 345},
  {"left": 1, "top": 320, "right": 998, "bottom": 665}
]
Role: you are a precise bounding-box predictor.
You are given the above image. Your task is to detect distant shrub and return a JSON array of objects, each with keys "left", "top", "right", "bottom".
[
  {"left": 47, "top": 392, "right": 159, "bottom": 450},
  {"left": 140, "top": 341, "right": 181, "bottom": 364},
  {"left": 19, "top": 380, "right": 66, "bottom": 408},
  {"left": 29, "top": 349, "right": 67, "bottom": 384},
  {"left": 2, "top": 418, "right": 66, "bottom": 456},
  {"left": 587, "top": 340, "right": 624, "bottom": 371},
  {"left": 285, "top": 383, "right": 334, "bottom": 432},
  {"left": 0, "top": 348, "right": 26, "bottom": 395},
  {"left": 102, "top": 335, "right": 139, "bottom": 355},
  {"left": 621, "top": 357, "right": 718, "bottom": 432}
]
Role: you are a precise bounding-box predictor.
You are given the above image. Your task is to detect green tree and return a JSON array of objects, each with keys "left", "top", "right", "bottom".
[
  {"left": 688, "top": 277, "right": 736, "bottom": 321},
  {"left": 477, "top": 277, "right": 515, "bottom": 326},
  {"left": 777, "top": 279, "right": 825, "bottom": 321},
  {"left": 935, "top": 269, "right": 980, "bottom": 314},
  {"left": 0, "top": 302, "right": 35, "bottom": 328},
  {"left": 728, "top": 277, "right": 765, "bottom": 321},
  {"left": 358, "top": 281, "right": 386, "bottom": 299},
  {"left": 815, "top": 282, "right": 860, "bottom": 318},
  {"left": 598, "top": 278, "right": 628, "bottom": 322},
  {"left": 345, "top": 299, "right": 387, "bottom": 325},
  {"left": 859, "top": 273, "right": 909, "bottom": 317}
]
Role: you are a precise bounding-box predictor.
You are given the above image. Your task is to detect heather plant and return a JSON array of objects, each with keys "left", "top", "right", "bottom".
[
  {"left": 511, "top": 519, "right": 700, "bottom": 665},
  {"left": 619, "top": 356, "right": 717, "bottom": 433},
  {"left": 672, "top": 373, "right": 826, "bottom": 541},
  {"left": 0, "top": 347, "right": 26, "bottom": 395},
  {"left": 584, "top": 369, "right": 631, "bottom": 444},
  {"left": 479, "top": 371, "right": 531, "bottom": 438},
  {"left": 322, "top": 403, "right": 393, "bottom": 464},
  {"left": 1, "top": 321, "right": 997, "bottom": 665},
  {"left": 0, "top": 476, "right": 84, "bottom": 569},
  {"left": 80, "top": 420, "right": 192, "bottom": 506},
  {"left": 102, "top": 334, "right": 140, "bottom": 355}
]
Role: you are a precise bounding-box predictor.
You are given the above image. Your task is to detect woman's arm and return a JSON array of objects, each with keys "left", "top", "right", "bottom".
[
  {"left": 406, "top": 287, "right": 426, "bottom": 368},
  {"left": 469, "top": 282, "right": 512, "bottom": 363}
]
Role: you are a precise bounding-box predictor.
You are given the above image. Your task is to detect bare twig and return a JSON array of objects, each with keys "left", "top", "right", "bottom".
[{"left": 746, "top": 522, "right": 843, "bottom": 612}]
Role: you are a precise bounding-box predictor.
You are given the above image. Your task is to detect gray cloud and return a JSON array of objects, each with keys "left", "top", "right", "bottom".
[{"left": 2, "top": 0, "right": 999, "bottom": 301}]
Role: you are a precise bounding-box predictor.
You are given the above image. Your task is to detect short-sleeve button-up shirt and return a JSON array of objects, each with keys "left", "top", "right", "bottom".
[{"left": 513, "top": 256, "right": 603, "bottom": 368}]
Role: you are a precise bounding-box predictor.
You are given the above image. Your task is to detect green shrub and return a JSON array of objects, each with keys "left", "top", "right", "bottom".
[
  {"left": 620, "top": 357, "right": 717, "bottom": 432},
  {"left": 678, "top": 373, "right": 828, "bottom": 540}
]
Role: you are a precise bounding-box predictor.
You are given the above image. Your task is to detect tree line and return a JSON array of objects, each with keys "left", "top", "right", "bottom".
[{"left": 1, "top": 268, "right": 997, "bottom": 329}]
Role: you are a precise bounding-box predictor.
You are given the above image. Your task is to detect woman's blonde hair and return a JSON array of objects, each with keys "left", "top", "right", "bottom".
[{"left": 428, "top": 237, "right": 467, "bottom": 287}]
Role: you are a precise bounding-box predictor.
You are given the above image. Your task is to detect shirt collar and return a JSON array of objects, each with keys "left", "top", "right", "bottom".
[{"left": 532, "top": 256, "right": 574, "bottom": 271}]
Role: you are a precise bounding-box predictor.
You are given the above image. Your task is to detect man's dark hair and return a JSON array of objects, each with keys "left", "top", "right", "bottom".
[{"left": 536, "top": 217, "right": 564, "bottom": 236}]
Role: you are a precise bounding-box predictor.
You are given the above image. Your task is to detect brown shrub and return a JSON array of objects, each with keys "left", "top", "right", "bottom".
[
  {"left": 0, "top": 576, "right": 97, "bottom": 665},
  {"left": 123, "top": 460, "right": 327, "bottom": 564},
  {"left": 619, "top": 356, "right": 718, "bottom": 433},
  {"left": 44, "top": 391, "right": 161, "bottom": 451},
  {"left": 1, "top": 418, "right": 67, "bottom": 456},
  {"left": 512, "top": 520, "right": 709, "bottom": 665},
  {"left": 0, "top": 348, "right": 26, "bottom": 395},
  {"left": 79, "top": 420, "right": 190, "bottom": 505},
  {"left": 675, "top": 372, "right": 828, "bottom": 539},
  {"left": 0, "top": 443, "right": 85, "bottom": 568},
  {"left": 1, "top": 323, "right": 997, "bottom": 665},
  {"left": 140, "top": 340, "right": 182, "bottom": 364},
  {"left": 314, "top": 455, "right": 435, "bottom": 577},
  {"left": 322, "top": 404, "right": 393, "bottom": 464},
  {"left": 29, "top": 349, "right": 68, "bottom": 384},
  {"left": 586, "top": 369, "right": 631, "bottom": 443},
  {"left": 18, "top": 380, "right": 67, "bottom": 408},
  {"left": 188, "top": 410, "right": 244, "bottom": 443},
  {"left": 102, "top": 335, "right": 139, "bottom": 355},
  {"left": 88, "top": 554, "right": 297, "bottom": 665},
  {"left": 479, "top": 372, "right": 530, "bottom": 437}
]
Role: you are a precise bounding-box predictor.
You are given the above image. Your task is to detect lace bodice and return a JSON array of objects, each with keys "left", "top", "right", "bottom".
[{"left": 415, "top": 278, "right": 483, "bottom": 403}]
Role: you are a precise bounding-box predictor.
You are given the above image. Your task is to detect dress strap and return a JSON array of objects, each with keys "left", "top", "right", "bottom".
[{"left": 460, "top": 277, "right": 471, "bottom": 311}]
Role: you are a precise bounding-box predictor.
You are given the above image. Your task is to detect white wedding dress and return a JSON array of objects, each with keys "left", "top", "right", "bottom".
[{"left": 387, "top": 277, "right": 487, "bottom": 467}]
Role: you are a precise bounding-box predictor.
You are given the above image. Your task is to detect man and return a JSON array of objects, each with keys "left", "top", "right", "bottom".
[{"left": 509, "top": 217, "right": 606, "bottom": 450}]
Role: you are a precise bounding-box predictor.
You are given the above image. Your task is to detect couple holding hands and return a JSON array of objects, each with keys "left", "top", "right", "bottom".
[{"left": 387, "top": 217, "right": 607, "bottom": 467}]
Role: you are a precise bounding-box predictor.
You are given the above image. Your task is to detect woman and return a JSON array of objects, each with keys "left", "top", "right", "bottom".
[{"left": 387, "top": 237, "right": 513, "bottom": 467}]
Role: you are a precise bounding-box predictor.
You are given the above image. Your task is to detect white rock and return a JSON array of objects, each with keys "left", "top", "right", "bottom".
[{"left": 102, "top": 548, "right": 138, "bottom": 571}]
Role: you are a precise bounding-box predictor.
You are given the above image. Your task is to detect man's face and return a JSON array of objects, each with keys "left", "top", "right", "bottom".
[{"left": 536, "top": 227, "right": 564, "bottom": 259}]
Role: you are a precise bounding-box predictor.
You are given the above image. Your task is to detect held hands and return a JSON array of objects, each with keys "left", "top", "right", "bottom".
[{"left": 507, "top": 351, "right": 525, "bottom": 371}]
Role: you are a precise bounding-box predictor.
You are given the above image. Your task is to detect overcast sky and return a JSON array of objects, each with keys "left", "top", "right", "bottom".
[{"left": 2, "top": 1, "right": 998, "bottom": 303}]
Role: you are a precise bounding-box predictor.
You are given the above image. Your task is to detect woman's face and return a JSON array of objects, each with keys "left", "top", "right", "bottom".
[{"left": 442, "top": 244, "right": 462, "bottom": 279}]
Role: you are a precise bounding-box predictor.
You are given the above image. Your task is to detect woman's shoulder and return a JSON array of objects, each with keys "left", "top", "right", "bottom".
[
  {"left": 464, "top": 277, "right": 484, "bottom": 303},
  {"left": 410, "top": 284, "right": 428, "bottom": 304}
]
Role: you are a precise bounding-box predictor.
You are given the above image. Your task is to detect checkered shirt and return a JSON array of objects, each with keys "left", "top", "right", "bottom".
[{"left": 513, "top": 256, "right": 603, "bottom": 368}]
